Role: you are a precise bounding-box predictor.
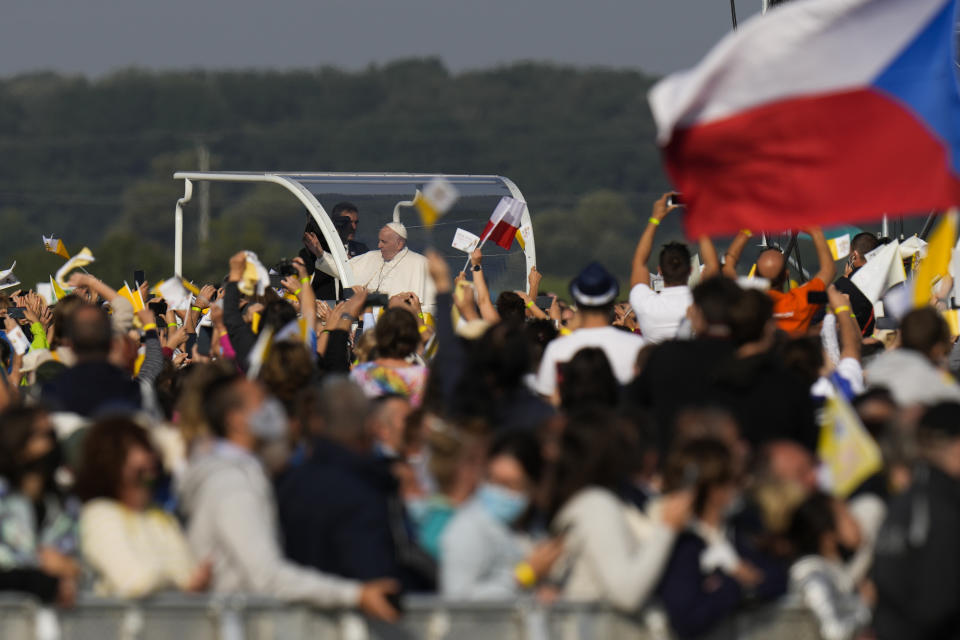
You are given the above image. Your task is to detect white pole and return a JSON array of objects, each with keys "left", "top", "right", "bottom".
[
  {"left": 174, "top": 179, "right": 194, "bottom": 278},
  {"left": 762, "top": 0, "right": 770, "bottom": 14}
]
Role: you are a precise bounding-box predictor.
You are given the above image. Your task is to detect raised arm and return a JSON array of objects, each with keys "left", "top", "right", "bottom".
[
  {"left": 807, "top": 226, "right": 837, "bottom": 284},
  {"left": 827, "top": 285, "right": 861, "bottom": 362},
  {"left": 698, "top": 235, "right": 721, "bottom": 279},
  {"left": 721, "top": 230, "right": 752, "bottom": 279},
  {"left": 67, "top": 272, "right": 119, "bottom": 302},
  {"left": 631, "top": 193, "right": 678, "bottom": 288},
  {"left": 469, "top": 248, "right": 500, "bottom": 323}
]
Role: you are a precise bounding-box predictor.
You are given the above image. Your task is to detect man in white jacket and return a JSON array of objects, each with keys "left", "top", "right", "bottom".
[{"left": 178, "top": 374, "right": 398, "bottom": 621}]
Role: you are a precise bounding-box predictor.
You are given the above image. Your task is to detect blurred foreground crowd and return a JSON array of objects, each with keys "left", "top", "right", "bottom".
[{"left": 0, "top": 195, "right": 958, "bottom": 640}]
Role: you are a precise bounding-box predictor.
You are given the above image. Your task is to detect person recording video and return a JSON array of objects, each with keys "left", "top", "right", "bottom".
[{"left": 299, "top": 202, "right": 370, "bottom": 300}]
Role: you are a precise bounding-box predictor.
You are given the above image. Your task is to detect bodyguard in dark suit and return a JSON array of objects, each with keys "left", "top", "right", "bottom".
[{"left": 299, "top": 202, "right": 369, "bottom": 300}]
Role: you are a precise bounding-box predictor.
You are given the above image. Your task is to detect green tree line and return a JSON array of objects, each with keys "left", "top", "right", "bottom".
[{"left": 0, "top": 58, "right": 682, "bottom": 291}]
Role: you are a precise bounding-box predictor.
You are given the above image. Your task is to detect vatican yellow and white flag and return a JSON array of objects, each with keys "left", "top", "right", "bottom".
[
  {"left": 54, "top": 247, "right": 95, "bottom": 289},
  {"left": 913, "top": 211, "right": 957, "bottom": 308},
  {"left": 247, "top": 326, "right": 274, "bottom": 380},
  {"left": 49, "top": 276, "right": 66, "bottom": 301},
  {"left": 819, "top": 395, "right": 883, "bottom": 498},
  {"left": 826, "top": 233, "right": 851, "bottom": 261},
  {"left": 415, "top": 178, "right": 459, "bottom": 229},
  {"left": 42, "top": 235, "right": 70, "bottom": 260}
]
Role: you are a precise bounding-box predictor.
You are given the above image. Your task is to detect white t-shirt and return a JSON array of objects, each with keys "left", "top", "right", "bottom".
[
  {"left": 534, "top": 326, "right": 645, "bottom": 397},
  {"left": 629, "top": 283, "right": 692, "bottom": 344}
]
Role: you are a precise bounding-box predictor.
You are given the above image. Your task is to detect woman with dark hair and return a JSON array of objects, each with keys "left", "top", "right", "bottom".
[
  {"left": 558, "top": 347, "right": 620, "bottom": 412},
  {"left": 440, "top": 429, "right": 562, "bottom": 599},
  {"left": 450, "top": 322, "right": 554, "bottom": 431},
  {"left": 656, "top": 438, "right": 785, "bottom": 638},
  {"left": 0, "top": 407, "right": 79, "bottom": 584},
  {"left": 350, "top": 307, "right": 428, "bottom": 406},
  {"left": 787, "top": 492, "right": 871, "bottom": 640},
  {"left": 77, "top": 417, "right": 210, "bottom": 598},
  {"left": 548, "top": 407, "right": 691, "bottom": 612}
]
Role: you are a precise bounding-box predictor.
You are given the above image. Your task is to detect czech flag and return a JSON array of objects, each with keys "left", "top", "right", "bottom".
[
  {"left": 649, "top": 0, "right": 960, "bottom": 237},
  {"left": 480, "top": 197, "right": 526, "bottom": 250}
]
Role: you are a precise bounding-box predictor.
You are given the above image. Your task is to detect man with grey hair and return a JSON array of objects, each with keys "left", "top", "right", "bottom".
[
  {"left": 278, "top": 377, "right": 436, "bottom": 592},
  {"left": 347, "top": 222, "right": 436, "bottom": 310}
]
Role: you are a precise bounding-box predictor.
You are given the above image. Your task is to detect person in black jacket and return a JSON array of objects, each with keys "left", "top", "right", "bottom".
[
  {"left": 40, "top": 305, "right": 141, "bottom": 417},
  {"left": 626, "top": 276, "right": 741, "bottom": 457},
  {"left": 657, "top": 438, "right": 787, "bottom": 639},
  {"left": 834, "top": 232, "right": 881, "bottom": 337},
  {"left": 278, "top": 376, "right": 436, "bottom": 593},
  {"left": 872, "top": 402, "right": 960, "bottom": 640},
  {"left": 300, "top": 203, "right": 370, "bottom": 301}
]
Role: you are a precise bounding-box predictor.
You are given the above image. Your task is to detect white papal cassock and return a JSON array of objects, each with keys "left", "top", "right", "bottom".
[{"left": 347, "top": 248, "right": 436, "bottom": 310}]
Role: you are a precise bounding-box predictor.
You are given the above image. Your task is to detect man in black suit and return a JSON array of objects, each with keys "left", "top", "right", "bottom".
[{"left": 300, "top": 202, "right": 370, "bottom": 300}]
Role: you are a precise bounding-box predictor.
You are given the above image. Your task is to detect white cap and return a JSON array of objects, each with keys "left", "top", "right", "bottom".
[{"left": 385, "top": 221, "right": 408, "bottom": 240}]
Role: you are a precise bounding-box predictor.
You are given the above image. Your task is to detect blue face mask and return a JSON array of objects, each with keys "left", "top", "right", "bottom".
[{"left": 476, "top": 482, "right": 529, "bottom": 525}]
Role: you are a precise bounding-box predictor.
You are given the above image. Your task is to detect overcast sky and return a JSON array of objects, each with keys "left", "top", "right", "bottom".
[{"left": 2, "top": 1, "right": 761, "bottom": 78}]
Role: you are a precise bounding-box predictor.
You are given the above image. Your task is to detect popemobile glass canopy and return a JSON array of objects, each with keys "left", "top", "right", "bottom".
[{"left": 171, "top": 172, "right": 537, "bottom": 298}]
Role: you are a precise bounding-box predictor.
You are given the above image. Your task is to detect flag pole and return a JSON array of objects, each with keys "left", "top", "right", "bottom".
[
  {"left": 462, "top": 201, "right": 511, "bottom": 272},
  {"left": 461, "top": 226, "right": 496, "bottom": 272},
  {"left": 730, "top": 0, "right": 738, "bottom": 30}
]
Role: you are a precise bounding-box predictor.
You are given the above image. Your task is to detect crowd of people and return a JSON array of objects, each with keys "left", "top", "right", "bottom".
[{"left": 0, "top": 193, "right": 957, "bottom": 640}]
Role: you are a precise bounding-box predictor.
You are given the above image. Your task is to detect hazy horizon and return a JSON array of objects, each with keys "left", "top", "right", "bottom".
[{"left": 2, "top": 1, "right": 760, "bottom": 80}]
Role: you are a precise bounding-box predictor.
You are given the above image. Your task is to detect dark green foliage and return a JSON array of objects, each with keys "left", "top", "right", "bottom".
[{"left": 0, "top": 59, "right": 673, "bottom": 289}]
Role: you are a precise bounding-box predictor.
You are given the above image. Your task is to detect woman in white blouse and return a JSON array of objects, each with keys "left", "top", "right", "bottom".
[{"left": 76, "top": 418, "right": 209, "bottom": 598}]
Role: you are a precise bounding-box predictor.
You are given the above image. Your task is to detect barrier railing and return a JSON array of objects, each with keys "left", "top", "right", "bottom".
[{"left": 0, "top": 593, "right": 822, "bottom": 640}]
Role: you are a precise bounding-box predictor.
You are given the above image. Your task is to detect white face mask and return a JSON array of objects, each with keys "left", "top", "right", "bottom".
[{"left": 247, "top": 396, "right": 288, "bottom": 442}]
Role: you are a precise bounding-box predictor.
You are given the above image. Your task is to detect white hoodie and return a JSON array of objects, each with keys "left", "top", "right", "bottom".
[{"left": 178, "top": 441, "right": 360, "bottom": 607}]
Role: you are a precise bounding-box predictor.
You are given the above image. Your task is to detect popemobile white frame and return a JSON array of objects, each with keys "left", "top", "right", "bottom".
[{"left": 171, "top": 172, "right": 537, "bottom": 290}]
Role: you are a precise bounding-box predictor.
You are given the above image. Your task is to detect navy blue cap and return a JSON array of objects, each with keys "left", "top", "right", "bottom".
[{"left": 569, "top": 262, "right": 619, "bottom": 307}]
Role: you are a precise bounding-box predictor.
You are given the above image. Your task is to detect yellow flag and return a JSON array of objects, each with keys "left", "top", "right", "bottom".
[
  {"left": 117, "top": 282, "right": 146, "bottom": 313},
  {"left": 42, "top": 235, "right": 70, "bottom": 260},
  {"left": 914, "top": 210, "right": 958, "bottom": 307},
  {"left": 54, "top": 247, "right": 95, "bottom": 289},
  {"left": 818, "top": 395, "right": 883, "bottom": 498},
  {"left": 49, "top": 276, "right": 66, "bottom": 302},
  {"left": 246, "top": 326, "right": 274, "bottom": 379},
  {"left": 181, "top": 279, "right": 200, "bottom": 296}
]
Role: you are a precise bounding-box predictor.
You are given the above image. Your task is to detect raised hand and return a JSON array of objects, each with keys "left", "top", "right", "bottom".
[
  {"left": 651, "top": 192, "right": 680, "bottom": 222},
  {"left": 303, "top": 231, "right": 324, "bottom": 258},
  {"left": 195, "top": 285, "right": 217, "bottom": 310}
]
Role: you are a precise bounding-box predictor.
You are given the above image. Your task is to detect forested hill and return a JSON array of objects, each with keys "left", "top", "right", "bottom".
[{"left": 0, "top": 59, "right": 675, "bottom": 288}]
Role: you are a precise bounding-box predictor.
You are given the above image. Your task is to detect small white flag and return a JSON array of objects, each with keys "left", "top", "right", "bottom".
[
  {"left": 6, "top": 325, "right": 30, "bottom": 356},
  {"left": 157, "top": 278, "right": 192, "bottom": 312},
  {"left": 451, "top": 228, "right": 481, "bottom": 254},
  {"left": 0, "top": 262, "right": 19, "bottom": 291}
]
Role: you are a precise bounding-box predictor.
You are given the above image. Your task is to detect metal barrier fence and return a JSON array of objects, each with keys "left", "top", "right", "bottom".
[{"left": 0, "top": 593, "right": 822, "bottom": 640}]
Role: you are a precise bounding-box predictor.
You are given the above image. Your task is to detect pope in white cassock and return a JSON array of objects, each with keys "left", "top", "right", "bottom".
[{"left": 346, "top": 221, "right": 436, "bottom": 310}]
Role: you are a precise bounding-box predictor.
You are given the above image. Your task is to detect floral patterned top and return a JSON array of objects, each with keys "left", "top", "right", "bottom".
[{"left": 349, "top": 361, "right": 428, "bottom": 407}]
